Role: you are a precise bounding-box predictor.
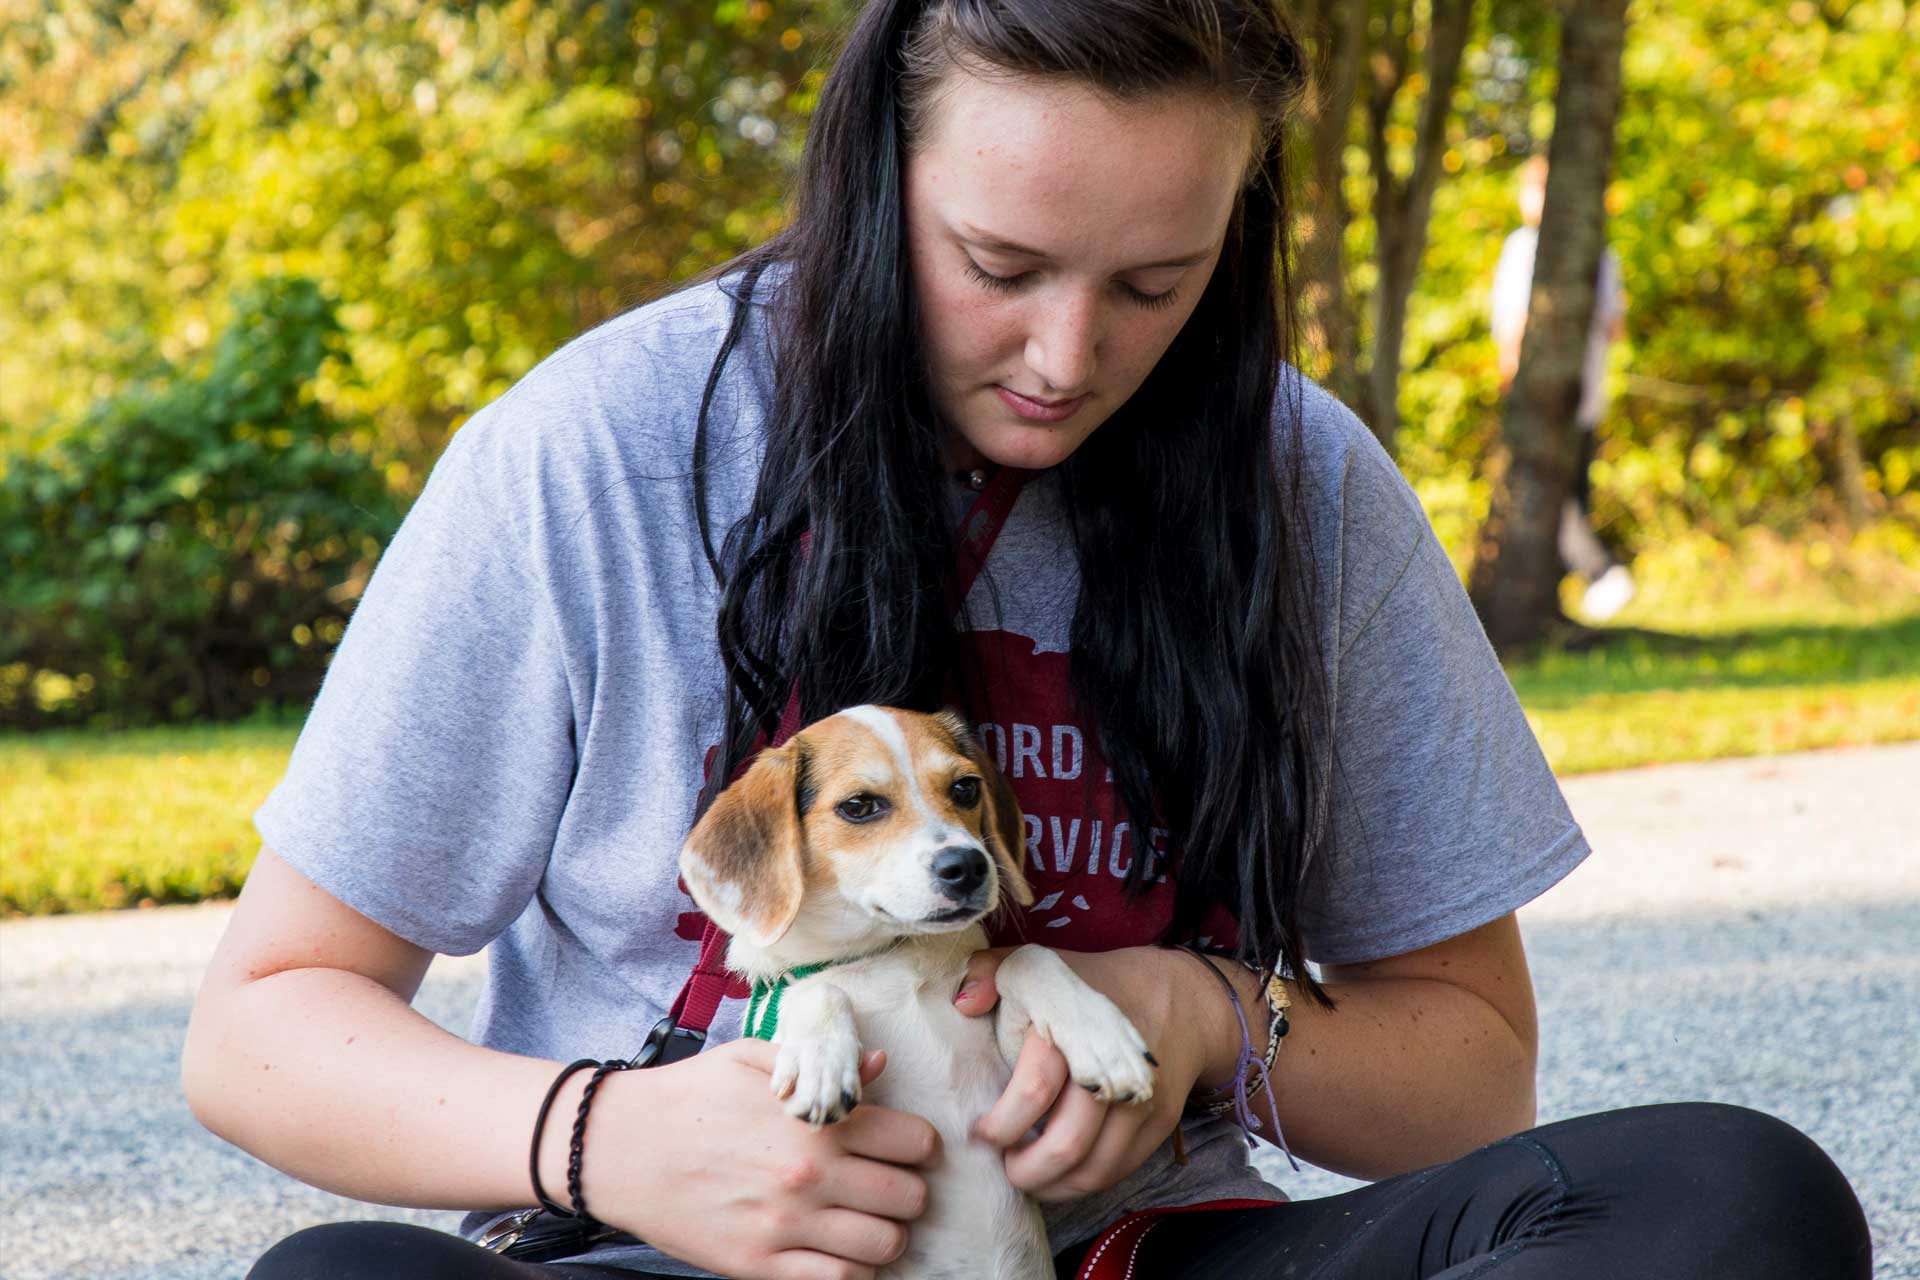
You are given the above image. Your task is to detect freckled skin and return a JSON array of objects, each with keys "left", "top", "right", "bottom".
[{"left": 903, "top": 69, "right": 1254, "bottom": 473}]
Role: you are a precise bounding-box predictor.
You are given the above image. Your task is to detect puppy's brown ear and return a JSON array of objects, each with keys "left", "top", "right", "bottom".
[
  {"left": 983, "top": 764, "right": 1033, "bottom": 907},
  {"left": 940, "top": 711, "right": 1033, "bottom": 909},
  {"left": 679, "top": 743, "right": 806, "bottom": 949}
]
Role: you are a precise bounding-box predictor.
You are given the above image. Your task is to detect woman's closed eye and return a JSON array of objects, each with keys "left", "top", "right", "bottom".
[{"left": 963, "top": 258, "right": 1181, "bottom": 311}]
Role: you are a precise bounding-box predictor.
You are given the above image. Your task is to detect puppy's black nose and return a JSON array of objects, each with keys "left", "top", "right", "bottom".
[{"left": 931, "top": 846, "right": 989, "bottom": 899}]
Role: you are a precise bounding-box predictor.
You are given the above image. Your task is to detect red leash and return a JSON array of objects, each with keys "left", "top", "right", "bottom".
[{"left": 1073, "top": 1198, "right": 1284, "bottom": 1280}]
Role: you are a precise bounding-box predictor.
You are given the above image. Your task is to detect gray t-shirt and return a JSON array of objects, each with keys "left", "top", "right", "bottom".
[{"left": 256, "top": 269, "right": 1588, "bottom": 1272}]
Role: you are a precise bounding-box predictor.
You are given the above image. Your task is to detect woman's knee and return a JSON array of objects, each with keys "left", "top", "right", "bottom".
[
  {"left": 248, "top": 1220, "right": 495, "bottom": 1280},
  {"left": 1550, "top": 1102, "right": 1871, "bottom": 1276},
  {"left": 1631, "top": 1103, "right": 1859, "bottom": 1207},
  {"left": 1687, "top": 1103, "right": 1867, "bottom": 1259}
]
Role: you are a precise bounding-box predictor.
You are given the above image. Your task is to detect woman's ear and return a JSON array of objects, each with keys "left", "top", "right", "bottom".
[{"left": 679, "top": 742, "right": 806, "bottom": 948}]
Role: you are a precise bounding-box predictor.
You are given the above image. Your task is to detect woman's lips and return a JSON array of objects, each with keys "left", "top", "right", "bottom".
[{"left": 995, "top": 385, "right": 1089, "bottom": 422}]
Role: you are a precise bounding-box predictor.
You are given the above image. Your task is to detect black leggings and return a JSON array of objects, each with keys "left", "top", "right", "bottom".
[{"left": 250, "top": 1103, "right": 1871, "bottom": 1279}]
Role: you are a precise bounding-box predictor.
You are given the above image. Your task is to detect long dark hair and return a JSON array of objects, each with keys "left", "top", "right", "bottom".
[{"left": 691, "top": 0, "right": 1333, "bottom": 999}]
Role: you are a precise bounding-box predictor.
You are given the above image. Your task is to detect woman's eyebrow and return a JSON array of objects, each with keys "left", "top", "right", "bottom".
[{"left": 957, "top": 223, "right": 1210, "bottom": 271}]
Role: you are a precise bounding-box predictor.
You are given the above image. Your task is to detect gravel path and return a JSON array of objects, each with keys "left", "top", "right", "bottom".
[{"left": 4, "top": 742, "right": 1916, "bottom": 1278}]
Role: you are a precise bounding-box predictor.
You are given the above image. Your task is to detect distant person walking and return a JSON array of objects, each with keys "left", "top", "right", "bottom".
[{"left": 1490, "top": 154, "right": 1635, "bottom": 621}]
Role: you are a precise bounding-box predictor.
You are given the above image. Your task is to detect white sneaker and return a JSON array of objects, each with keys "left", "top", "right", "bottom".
[{"left": 1581, "top": 565, "right": 1636, "bottom": 621}]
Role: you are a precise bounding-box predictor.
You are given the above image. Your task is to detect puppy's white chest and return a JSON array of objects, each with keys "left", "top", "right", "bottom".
[
  {"left": 852, "top": 957, "right": 1050, "bottom": 1280},
  {"left": 844, "top": 954, "right": 1008, "bottom": 1111},
  {"left": 794, "top": 949, "right": 1052, "bottom": 1280},
  {"left": 766, "top": 941, "right": 1155, "bottom": 1280}
]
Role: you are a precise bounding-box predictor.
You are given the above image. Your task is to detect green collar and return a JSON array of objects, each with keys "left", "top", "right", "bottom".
[
  {"left": 742, "top": 961, "right": 834, "bottom": 1041},
  {"left": 740, "top": 941, "right": 904, "bottom": 1041}
]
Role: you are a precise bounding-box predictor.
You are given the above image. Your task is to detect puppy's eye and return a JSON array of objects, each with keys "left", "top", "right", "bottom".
[
  {"left": 950, "top": 777, "right": 982, "bottom": 808},
  {"left": 835, "top": 794, "right": 888, "bottom": 823}
]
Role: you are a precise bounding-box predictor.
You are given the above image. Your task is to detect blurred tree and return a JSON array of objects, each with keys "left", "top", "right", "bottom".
[
  {"left": 1468, "top": 0, "right": 1628, "bottom": 653},
  {"left": 1356, "top": 0, "right": 1472, "bottom": 453},
  {"left": 1299, "top": 0, "right": 1917, "bottom": 566},
  {"left": 1, "top": 278, "right": 398, "bottom": 727},
  {"left": 1294, "top": 0, "right": 1365, "bottom": 411},
  {"left": 1603, "top": 0, "right": 1920, "bottom": 543},
  {"left": 4, "top": 0, "right": 1915, "bottom": 702},
  {"left": 1295, "top": 0, "right": 1475, "bottom": 454},
  {"left": 2, "top": 0, "right": 837, "bottom": 478}
]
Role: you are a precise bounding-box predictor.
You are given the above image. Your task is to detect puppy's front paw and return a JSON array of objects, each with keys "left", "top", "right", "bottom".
[
  {"left": 998, "top": 947, "right": 1159, "bottom": 1105},
  {"left": 1044, "top": 990, "right": 1157, "bottom": 1106},
  {"left": 770, "top": 1034, "right": 863, "bottom": 1126},
  {"left": 1006, "top": 974, "right": 1152, "bottom": 1105}
]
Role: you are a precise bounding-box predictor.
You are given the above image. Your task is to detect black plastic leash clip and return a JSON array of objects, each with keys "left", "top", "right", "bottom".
[
  {"left": 484, "top": 1208, "right": 630, "bottom": 1262},
  {"left": 632, "top": 1014, "right": 707, "bottom": 1068}
]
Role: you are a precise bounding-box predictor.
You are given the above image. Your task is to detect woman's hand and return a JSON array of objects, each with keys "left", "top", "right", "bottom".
[
  {"left": 952, "top": 945, "right": 1239, "bottom": 1202},
  {"left": 573, "top": 1041, "right": 940, "bottom": 1280}
]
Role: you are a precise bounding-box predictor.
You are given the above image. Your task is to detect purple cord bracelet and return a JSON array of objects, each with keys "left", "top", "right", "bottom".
[{"left": 1181, "top": 945, "right": 1299, "bottom": 1171}]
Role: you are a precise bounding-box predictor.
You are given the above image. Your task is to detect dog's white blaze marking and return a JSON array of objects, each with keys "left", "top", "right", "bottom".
[{"left": 840, "top": 705, "right": 943, "bottom": 830}]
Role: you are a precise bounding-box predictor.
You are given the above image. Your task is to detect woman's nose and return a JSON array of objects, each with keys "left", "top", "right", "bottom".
[{"left": 1023, "top": 289, "right": 1100, "bottom": 395}]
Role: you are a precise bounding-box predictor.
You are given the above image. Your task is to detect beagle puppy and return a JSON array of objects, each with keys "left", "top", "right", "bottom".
[{"left": 679, "top": 705, "right": 1156, "bottom": 1280}]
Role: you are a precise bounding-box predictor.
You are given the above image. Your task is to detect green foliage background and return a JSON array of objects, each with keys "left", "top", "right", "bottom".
[
  {"left": 1, "top": 278, "right": 399, "bottom": 726},
  {"left": 5, "top": 0, "right": 823, "bottom": 474},
  {"left": 3, "top": 0, "right": 1916, "bottom": 726},
  {"left": 1336, "top": 0, "right": 1920, "bottom": 563}
]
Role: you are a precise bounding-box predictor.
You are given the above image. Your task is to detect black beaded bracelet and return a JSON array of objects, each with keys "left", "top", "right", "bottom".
[
  {"left": 530, "top": 1059, "right": 602, "bottom": 1218},
  {"left": 566, "top": 1059, "right": 636, "bottom": 1225}
]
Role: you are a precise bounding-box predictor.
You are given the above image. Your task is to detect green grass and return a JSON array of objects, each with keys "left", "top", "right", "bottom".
[
  {"left": 2, "top": 719, "right": 299, "bottom": 915},
  {"left": 5, "top": 530, "right": 1918, "bottom": 915},
  {"left": 1509, "top": 615, "right": 1920, "bottom": 775},
  {"left": 1504, "top": 524, "right": 1920, "bottom": 772}
]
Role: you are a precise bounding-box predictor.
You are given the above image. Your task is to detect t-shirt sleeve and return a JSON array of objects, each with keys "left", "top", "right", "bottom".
[
  {"left": 1297, "top": 409, "right": 1588, "bottom": 967},
  {"left": 253, "top": 406, "right": 578, "bottom": 956}
]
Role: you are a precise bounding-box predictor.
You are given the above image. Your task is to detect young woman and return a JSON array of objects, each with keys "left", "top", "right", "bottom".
[{"left": 183, "top": 2, "right": 1871, "bottom": 1277}]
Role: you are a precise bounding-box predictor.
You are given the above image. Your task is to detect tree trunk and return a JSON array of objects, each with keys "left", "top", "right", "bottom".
[
  {"left": 1297, "top": 0, "right": 1365, "bottom": 409},
  {"left": 1357, "top": 0, "right": 1472, "bottom": 455},
  {"left": 1468, "top": 0, "right": 1628, "bottom": 655},
  {"left": 1826, "top": 414, "right": 1875, "bottom": 530}
]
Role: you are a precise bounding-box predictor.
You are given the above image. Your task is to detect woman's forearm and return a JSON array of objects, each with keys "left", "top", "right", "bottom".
[
  {"left": 181, "top": 964, "right": 590, "bottom": 1212},
  {"left": 1194, "top": 958, "right": 1537, "bottom": 1181}
]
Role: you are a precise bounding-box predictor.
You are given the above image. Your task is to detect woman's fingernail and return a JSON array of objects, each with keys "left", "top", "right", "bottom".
[{"left": 955, "top": 982, "right": 977, "bottom": 1003}]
